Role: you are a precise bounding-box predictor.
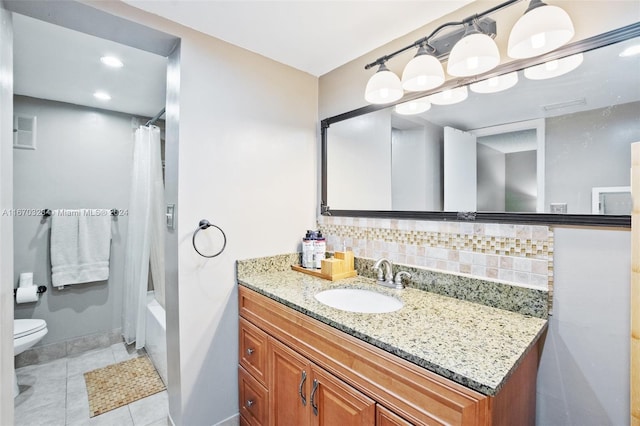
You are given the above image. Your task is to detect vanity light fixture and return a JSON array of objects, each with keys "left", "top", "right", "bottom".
[
  {"left": 93, "top": 91, "right": 111, "bottom": 101},
  {"left": 429, "top": 86, "right": 468, "bottom": 106},
  {"left": 470, "top": 71, "right": 519, "bottom": 94},
  {"left": 524, "top": 53, "right": 583, "bottom": 80},
  {"left": 363, "top": 0, "right": 575, "bottom": 104},
  {"left": 394, "top": 98, "right": 431, "bottom": 115},
  {"left": 401, "top": 45, "right": 444, "bottom": 92},
  {"left": 508, "top": 0, "right": 575, "bottom": 59},
  {"left": 447, "top": 19, "right": 500, "bottom": 77},
  {"left": 100, "top": 56, "right": 123, "bottom": 68},
  {"left": 364, "top": 62, "right": 403, "bottom": 104}
]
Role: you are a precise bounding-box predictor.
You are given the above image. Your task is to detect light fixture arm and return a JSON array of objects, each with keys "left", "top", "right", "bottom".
[
  {"left": 364, "top": 0, "right": 523, "bottom": 70},
  {"left": 524, "top": 0, "right": 547, "bottom": 14}
]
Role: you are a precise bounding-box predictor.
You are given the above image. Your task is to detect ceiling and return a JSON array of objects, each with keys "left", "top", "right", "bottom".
[
  {"left": 12, "top": 1, "right": 475, "bottom": 118},
  {"left": 121, "top": 0, "right": 475, "bottom": 77},
  {"left": 13, "top": 13, "right": 167, "bottom": 118},
  {"left": 12, "top": 1, "right": 639, "bottom": 126}
]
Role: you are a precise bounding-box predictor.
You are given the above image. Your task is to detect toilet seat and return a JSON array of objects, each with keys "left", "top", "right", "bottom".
[{"left": 14, "top": 319, "right": 47, "bottom": 339}]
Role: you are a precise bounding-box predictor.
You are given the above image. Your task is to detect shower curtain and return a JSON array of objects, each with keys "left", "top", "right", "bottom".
[{"left": 122, "top": 125, "right": 165, "bottom": 350}]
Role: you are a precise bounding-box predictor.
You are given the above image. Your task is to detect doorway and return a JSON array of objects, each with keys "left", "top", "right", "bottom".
[
  {"left": 1, "top": 2, "right": 180, "bottom": 424},
  {"left": 472, "top": 119, "right": 546, "bottom": 213}
]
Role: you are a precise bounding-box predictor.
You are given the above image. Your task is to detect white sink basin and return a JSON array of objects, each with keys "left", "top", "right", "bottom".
[{"left": 314, "top": 288, "right": 403, "bottom": 314}]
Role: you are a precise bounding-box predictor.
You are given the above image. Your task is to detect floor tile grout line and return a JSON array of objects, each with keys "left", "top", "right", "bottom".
[{"left": 15, "top": 342, "right": 166, "bottom": 426}]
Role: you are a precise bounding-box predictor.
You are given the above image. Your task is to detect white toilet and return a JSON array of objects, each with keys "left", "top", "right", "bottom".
[{"left": 13, "top": 319, "right": 48, "bottom": 397}]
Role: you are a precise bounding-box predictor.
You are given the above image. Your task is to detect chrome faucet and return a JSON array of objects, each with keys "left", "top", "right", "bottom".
[
  {"left": 373, "top": 258, "right": 411, "bottom": 290},
  {"left": 393, "top": 271, "right": 411, "bottom": 289},
  {"left": 373, "top": 258, "right": 393, "bottom": 283}
]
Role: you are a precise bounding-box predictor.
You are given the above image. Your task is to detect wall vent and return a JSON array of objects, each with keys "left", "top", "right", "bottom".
[{"left": 13, "top": 114, "right": 37, "bottom": 150}]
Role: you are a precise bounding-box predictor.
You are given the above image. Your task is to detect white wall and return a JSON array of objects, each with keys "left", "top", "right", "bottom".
[
  {"left": 505, "top": 150, "right": 537, "bottom": 212},
  {"left": 392, "top": 124, "right": 443, "bottom": 211},
  {"left": 537, "top": 227, "right": 630, "bottom": 425},
  {"left": 0, "top": 2, "right": 14, "bottom": 424},
  {"left": 477, "top": 144, "right": 506, "bottom": 211},
  {"left": 12, "top": 96, "right": 135, "bottom": 345},
  {"left": 392, "top": 128, "right": 427, "bottom": 210},
  {"left": 328, "top": 109, "right": 391, "bottom": 210},
  {"left": 546, "top": 102, "right": 640, "bottom": 213},
  {"left": 444, "top": 126, "right": 476, "bottom": 211},
  {"left": 83, "top": 3, "right": 319, "bottom": 424}
]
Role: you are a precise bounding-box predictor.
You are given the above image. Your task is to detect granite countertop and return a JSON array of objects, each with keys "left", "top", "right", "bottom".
[{"left": 237, "top": 269, "right": 547, "bottom": 396}]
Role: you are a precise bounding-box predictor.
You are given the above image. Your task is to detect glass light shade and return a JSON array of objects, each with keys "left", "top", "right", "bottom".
[
  {"left": 429, "top": 86, "right": 468, "bottom": 105},
  {"left": 394, "top": 98, "right": 431, "bottom": 115},
  {"left": 447, "top": 32, "right": 500, "bottom": 77},
  {"left": 365, "top": 64, "right": 403, "bottom": 104},
  {"left": 524, "top": 53, "right": 583, "bottom": 80},
  {"left": 470, "top": 72, "right": 519, "bottom": 94},
  {"left": 620, "top": 44, "right": 640, "bottom": 57},
  {"left": 401, "top": 51, "right": 445, "bottom": 92},
  {"left": 508, "top": 3, "right": 575, "bottom": 59}
]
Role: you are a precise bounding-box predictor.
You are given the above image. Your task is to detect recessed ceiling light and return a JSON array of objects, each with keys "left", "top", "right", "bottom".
[
  {"left": 619, "top": 44, "right": 640, "bottom": 57},
  {"left": 100, "top": 56, "right": 123, "bottom": 68},
  {"left": 93, "top": 91, "right": 111, "bottom": 101}
]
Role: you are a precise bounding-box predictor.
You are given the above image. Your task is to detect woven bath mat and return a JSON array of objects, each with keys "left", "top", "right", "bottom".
[{"left": 84, "top": 355, "right": 166, "bottom": 417}]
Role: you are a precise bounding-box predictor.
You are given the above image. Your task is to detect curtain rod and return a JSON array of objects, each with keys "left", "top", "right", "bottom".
[{"left": 145, "top": 107, "right": 166, "bottom": 127}]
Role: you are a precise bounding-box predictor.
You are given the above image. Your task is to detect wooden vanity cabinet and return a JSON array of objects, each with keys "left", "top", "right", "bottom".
[
  {"left": 239, "top": 366, "right": 268, "bottom": 425},
  {"left": 377, "top": 405, "right": 414, "bottom": 426},
  {"left": 269, "top": 338, "right": 375, "bottom": 425},
  {"left": 239, "top": 285, "right": 541, "bottom": 426}
]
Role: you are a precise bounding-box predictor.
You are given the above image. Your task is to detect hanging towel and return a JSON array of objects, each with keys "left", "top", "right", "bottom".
[{"left": 51, "top": 209, "right": 112, "bottom": 288}]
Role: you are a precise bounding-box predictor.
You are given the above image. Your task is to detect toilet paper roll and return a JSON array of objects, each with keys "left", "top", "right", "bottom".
[
  {"left": 16, "top": 286, "right": 38, "bottom": 304},
  {"left": 19, "top": 272, "right": 33, "bottom": 288}
]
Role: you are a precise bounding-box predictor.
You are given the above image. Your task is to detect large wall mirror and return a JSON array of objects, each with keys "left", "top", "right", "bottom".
[{"left": 322, "top": 23, "right": 640, "bottom": 227}]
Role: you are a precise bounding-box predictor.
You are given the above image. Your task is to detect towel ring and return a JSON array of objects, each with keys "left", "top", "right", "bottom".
[{"left": 192, "top": 219, "right": 227, "bottom": 258}]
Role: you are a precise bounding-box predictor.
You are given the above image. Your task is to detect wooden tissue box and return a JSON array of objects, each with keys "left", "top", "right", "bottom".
[{"left": 291, "top": 251, "right": 357, "bottom": 281}]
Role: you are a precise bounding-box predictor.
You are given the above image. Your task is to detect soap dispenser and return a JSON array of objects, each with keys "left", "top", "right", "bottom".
[
  {"left": 314, "top": 232, "right": 326, "bottom": 269},
  {"left": 302, "top": 231, "right": 315, "bottom": 269}
]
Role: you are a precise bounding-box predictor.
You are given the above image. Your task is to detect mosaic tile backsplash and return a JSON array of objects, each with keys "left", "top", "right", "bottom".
[{"left": 318, "top": 216, "right": 554, "bottom": 296}]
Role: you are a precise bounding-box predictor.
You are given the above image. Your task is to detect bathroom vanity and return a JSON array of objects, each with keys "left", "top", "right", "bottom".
[{"left": 237, "top": 260, "right": 547, "bottom": 425}]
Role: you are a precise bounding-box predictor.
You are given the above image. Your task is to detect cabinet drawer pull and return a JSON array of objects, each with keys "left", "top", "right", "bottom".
[
  {"left": 246, "top": 399, "right": 254, "bottom": 408},
  {"left": 310, "top": 379, "right": 319, "bottom": 416},
  {"left": 246, "top": 348, "right": 255, "bottom": 356},
  {"left": 298, "top": 370, "right": 307, "bottom": 406}
]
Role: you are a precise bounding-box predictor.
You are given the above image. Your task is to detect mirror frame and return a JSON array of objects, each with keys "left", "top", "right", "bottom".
[{"left": 321, "top": 22, "right": 640, "bottom": 228}]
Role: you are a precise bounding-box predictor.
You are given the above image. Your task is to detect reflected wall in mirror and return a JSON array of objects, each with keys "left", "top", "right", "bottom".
[{"left": 325, "top": 29, "right": 640, "bottom": 219}]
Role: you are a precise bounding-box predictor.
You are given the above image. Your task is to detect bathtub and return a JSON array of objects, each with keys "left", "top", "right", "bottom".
[{"left": 146, "top": 292, "right": 168, "bottom": 385}]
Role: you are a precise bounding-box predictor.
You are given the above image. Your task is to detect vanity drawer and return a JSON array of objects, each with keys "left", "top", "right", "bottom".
[
  {"left": 240, "top": 317, "right": 268, "bottom": 385},
  {"left": 239, "top": 366, "right": 268, "bottom": 426},
  {"left": 377, "top": 404, "right": 414, "bottom": 426}
]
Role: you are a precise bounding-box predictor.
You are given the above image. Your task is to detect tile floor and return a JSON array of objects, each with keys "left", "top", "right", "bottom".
[{"left": 14, "top": 342, "right": 169, "bottom": 426}]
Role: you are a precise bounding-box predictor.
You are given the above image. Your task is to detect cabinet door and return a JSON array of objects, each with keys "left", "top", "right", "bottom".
[
  {"left": 309, "top": 365, "right": 375, "bottom": 426},
  {"left": 376, "top": 405, "right": 414, "bottom": 426},
  {"left": 268, "top": 338, "right": 309, "bottom": 426}
]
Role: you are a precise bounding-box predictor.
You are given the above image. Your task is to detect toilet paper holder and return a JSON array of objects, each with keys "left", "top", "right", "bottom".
[{"left": 13, "top": 286, "right": 47, "bottom": 297}]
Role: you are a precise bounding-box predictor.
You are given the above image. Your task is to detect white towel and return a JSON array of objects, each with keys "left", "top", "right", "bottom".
[{"left": 51, "top": 209, "right": 112, "bottom": 288}]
